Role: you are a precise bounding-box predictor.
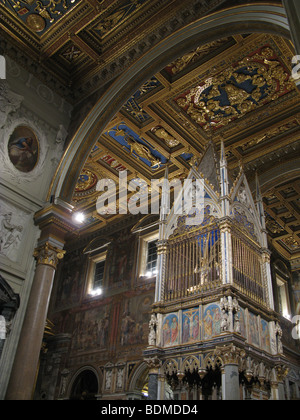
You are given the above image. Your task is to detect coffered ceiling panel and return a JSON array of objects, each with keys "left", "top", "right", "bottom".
[{"left": 2, "top": 0, "right": 230, "bottom": 98}]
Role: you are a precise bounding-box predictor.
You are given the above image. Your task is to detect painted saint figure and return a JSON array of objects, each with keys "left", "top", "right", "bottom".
[
  {"left": 171, "top": 317, "right": 179, "bottom": 343},
  {"left": 182, "top": 317, "right": 190, "bottom": 343},
  {"left": 8, "top": 127, "right": 39, "bottom": 173},
  {"left": 163, "top": 319, "right": 171, "bottom": 345}
]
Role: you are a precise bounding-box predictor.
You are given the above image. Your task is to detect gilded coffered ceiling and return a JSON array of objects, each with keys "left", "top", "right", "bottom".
[
  {"left": 0, "top": 0, "right": 230, "bottom": 99},
  {"left": 72, "top": 32, "right": 300, "bottom": 262}
]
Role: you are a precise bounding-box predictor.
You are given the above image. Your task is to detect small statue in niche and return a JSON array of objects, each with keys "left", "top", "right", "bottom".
[
  {"left": 148, "top": 314, "right": 158, "bottom": 346},
  {"left": 234, "top": 312, "right": 241, "bottom": 334},
  {"left": 116, "top": 368, "right": 124, "bottom": 389},
  {"left": 221, "top": 309, "right": 229, "bottom": 333},
  {"left": 233, "top": 297, "right": 241, "bottom": 334},
  {"left": 275, "top": 322, "right": 283, "bottom": 355},
  {"left": 238, "top": 187, "right": 248, "bottom": 206},
  {"left": 105, "top": 369, "right": 112, "bottom": 390}
]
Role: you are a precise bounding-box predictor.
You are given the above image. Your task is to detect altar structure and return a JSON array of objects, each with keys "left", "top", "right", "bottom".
[{"left": 144, "top": 140, "right": 294, "bottom": 401}]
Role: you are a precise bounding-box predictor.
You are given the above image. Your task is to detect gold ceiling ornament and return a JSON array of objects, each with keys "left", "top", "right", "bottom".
[
  {"left": 175, "top": 46, "right": 295, "bottom": 131},
  {"left": 126, "top": 135, "right": 162, "bottom": 169},
  {"left": 241, "top": 120, "right": 299, "bottom": 151},
  {"left": 5, "top": 0, "right": 72, "bottom": 25},
  {"left": 62, "top": 45, "right": 82, "bottom": 62},
  {"left": 265, "top": 191, "right": 278, "bottom": 202},
  {"left": 166, "top": 38, "right": 231, "bottom": 76},
  {"left": 75, "top": 169, "right": 98, "bottom": 192},
  {"left": 93, "top": 0, "right": 145, "bottom": 36},
  {"left": 281, "top": 236, "right": 300, "bottom": 250},
  {"left": 26, "top": 13, "right": 46, "bottom": 32},
  {"left": 108, "top": 127, "right": 163, "bottom": 169},
  {"left": 151, "top": 126, "right": 180, "bottom": 148},
  {"left": 265, "top": 215, "right": 285, "bottom": 235}
]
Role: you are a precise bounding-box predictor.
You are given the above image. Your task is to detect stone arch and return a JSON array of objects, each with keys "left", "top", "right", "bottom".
[
  {"left": 67, "top": 366, "right": 101, "bottom": 400},
  {"left": 127, "top": 361, "right": 149, "bottom": 399},
  {"left": 48, "top": 4, "right": 291, "bottom": 205},
  {"left": 163, "top": 358, "right": 179, "bottom": 376},
  {"left": 182, "top": 356, "right": 201, "bottom": 373},
  {"left": 203, "top": 353, "right": 223, "bottom": 371}
]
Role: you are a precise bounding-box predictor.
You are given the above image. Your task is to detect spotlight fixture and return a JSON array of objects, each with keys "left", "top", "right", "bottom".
[{"left": 73, "top": 212, "right": 85, "bottom": 224}]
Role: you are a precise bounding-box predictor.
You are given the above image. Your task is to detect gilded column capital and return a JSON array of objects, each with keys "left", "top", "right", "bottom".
[
  {"left": 214, "top": 343, "right": 246, "bottom": 366},
  {"left": 145, "top": 356, "right": 162, "bottom": 374},
  {"left": 275, "top": 364, "right": 289, "bottom": 383},
  {"left": 33, "top": 242, "right": 66, "bottom": 269}
]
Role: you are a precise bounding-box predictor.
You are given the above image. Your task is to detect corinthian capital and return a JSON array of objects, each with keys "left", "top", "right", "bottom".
[{"left": 33, "top": 242, "right": 66, "bottom": 269}]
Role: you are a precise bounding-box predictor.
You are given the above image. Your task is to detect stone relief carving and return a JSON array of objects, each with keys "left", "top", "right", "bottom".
[
  {"left": 0, "top": 212, "right": 23, "bottom": 260},
  {"left": 0, "top": 202, "right": 29, "bottom": 262},
  {"left": 0, "top": 81, "right": 23, "bottom": 129}
]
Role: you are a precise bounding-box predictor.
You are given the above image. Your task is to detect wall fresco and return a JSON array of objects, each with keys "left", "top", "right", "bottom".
[
  {"left": 248, "top": 312, "right": 260, "bottom": 348},
  {"left": 120, "top": 293, "right": 154, "bottom": 347},
  {"left": 162, "top": 314, "right": 179, "bottom": 346},
  {"left": 203, "top": 303, "right": 222, "bottom": 339},
  {"left": 182, "top": 308, "right": 200, "bottom": 344}
]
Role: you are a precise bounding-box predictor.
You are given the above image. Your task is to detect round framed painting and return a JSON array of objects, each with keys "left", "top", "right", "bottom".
[{"left": 7, "top": 126, "right": 39, "bottom": 173}]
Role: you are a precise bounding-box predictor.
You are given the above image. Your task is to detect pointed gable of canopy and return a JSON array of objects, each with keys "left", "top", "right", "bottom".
[
  {"left": 161, "top": 139, "right": 264, "bottom": 246},
  {"left": 229, "top": 168, "right": 263, "bottom": 245},
  {"left": 197, "top": 140, "right": 220, "bottom": 196},
  {"left": 163, "top": 141, "right": 222, "bottom": 240}
]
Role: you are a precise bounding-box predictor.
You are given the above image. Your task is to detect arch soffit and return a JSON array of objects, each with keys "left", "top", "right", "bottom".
[
  {"left": 51, "top": 4, "right": 291, "bottom": 204},
  {"left": 127, "top": 361, "right": 149, "bottom": 393}
]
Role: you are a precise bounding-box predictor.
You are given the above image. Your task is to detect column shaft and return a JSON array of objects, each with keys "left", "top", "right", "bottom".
[
  {"left": 5, "top": 263, "right": 56, "bottom": 400},
  {"left": 221, "top": 364, "right": 240, "bottom": 401}
]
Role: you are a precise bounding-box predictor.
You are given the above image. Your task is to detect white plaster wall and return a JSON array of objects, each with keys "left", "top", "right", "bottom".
[{"left": 0, "top": 56, "right": 73, "bottom": 399}]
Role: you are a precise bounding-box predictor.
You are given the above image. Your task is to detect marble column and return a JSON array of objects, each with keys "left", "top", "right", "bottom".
[
  {"left": 276, "top": 365, "right": 289, "bottom": 401},
  {"left": 215, "top": 344, "right": 245, "bottom": 401},
  {"left": 5, "top": 242, "right": 65, "bottom": 400},
  {"left": 158, "top": 374, "right": 165, "bottom": 400},
  {"left": 270, "top": 365, "right": 289, "bottom": 400},
  {"left": 221, "top": 364, "right": 240, "bottom": 401},
  {"left": 148, "top": 374, "right": 158, "bottom": 400},
  {"left": 145, "top": 357, "right": 161, "bottom": 400}
]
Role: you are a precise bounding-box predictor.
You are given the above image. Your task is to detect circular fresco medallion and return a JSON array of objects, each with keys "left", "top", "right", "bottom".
[
  {"left": 26, "top": 14, "right": 46, "bottom": 33},
  {"left": 75, "top": 169, "right": 98, "bottom": 192},
  {"left": 8, "top": 126, "right": 39, "bottom": 173}
]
